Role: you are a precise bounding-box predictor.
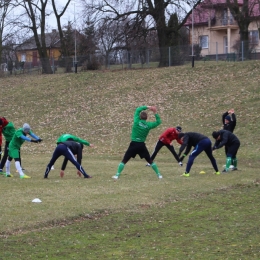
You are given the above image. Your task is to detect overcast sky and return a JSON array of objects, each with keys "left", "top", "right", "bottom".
[{"left": 45, "top": 0, "right": 83, "bottom": 30}]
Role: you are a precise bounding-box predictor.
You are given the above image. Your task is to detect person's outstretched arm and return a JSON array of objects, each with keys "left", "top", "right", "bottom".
[
  {"left": 133, "top": 106, "right": 147, "bottom": 123},
  {"left": 147, "top": 106, "right": 161, "bottom": 129}
]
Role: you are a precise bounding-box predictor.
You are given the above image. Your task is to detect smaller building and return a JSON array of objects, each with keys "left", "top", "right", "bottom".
[{"left": 16, "top": 29, "right": 61, "bottom": 67}]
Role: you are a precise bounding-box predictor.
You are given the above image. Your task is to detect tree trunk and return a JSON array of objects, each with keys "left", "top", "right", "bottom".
[
  {"left": 157, "top": 27, "right": 170, "bottom": 67},
  {"left": 152, "top": 1, "right": 171, "bottom": 67},
  {"left": 239, "top": 28, "right": 250, "bottom": 59},
  {"left": 228, "top": 0, "right": 251, "bottom": 59},
  {"left": 24, "top": 0, "right": 53, "bottom": 74},
  {"left": 32, "top": 34, "right": 52, "bottom": 74},
  {"left": 40, "top": 56, "right": 52, "bottom": 74},
  {"left": 0, "top": 43, "right": 2, "bottom": 67}
]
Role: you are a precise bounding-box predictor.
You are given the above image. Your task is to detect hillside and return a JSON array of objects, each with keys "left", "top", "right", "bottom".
[{"left": 1, "top": 61, "right": 259, "bottom": 162}]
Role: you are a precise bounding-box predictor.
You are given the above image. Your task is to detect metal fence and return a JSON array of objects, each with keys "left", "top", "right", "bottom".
[{"left": 1, "top": 40, "right": 260, "bottom": 76}]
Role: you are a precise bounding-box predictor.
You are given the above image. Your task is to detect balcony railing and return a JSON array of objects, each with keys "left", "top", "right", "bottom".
[{"left": 210, "top": 16, "right": 238, "bottom": 27}]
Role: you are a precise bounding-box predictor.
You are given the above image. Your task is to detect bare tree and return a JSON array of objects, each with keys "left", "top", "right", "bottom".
[
  {"left": 51, "top": 1, "right": 71, "bottom": 56},
  {"left": 15, "top": 0, "right": 71, "bottom": 74},
  {"left": 226, "top": 0, "right": 260, "bottom": 59},
  {"left": 116, "top": 19, "right": 159, "bottom": 67},
  {"left": 81, "top": 0, "right": 203, "bottom": 67},
  {"left": 51, "top": 0, "right": 74, "bottom": 72},
  {"left": 0, "top": 0, "right": 18, "bottom": 66},
  {"left": 15, "top": 0, "right": 54, "bottom": 73},
  {"left": 97, "top": 19, "right": 124, "bottom": 68}
]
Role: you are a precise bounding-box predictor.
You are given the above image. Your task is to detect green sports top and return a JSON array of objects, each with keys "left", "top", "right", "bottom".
[
  {"left": 9, "top": 128, "right": 31, "bottom": 150},
  {"left": 2, "top": 122, "right": 16, "bottom": 142},
  {"left": 56, "top": 134, "right": 90, "bottom": 146},
  {"left": 130, "top": 106, "right": 161, "bottom": 142}
]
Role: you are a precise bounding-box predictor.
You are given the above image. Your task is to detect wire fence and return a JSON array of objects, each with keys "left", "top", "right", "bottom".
[{"left": 1, "top": 40, "right": 260, "bottom": 76}]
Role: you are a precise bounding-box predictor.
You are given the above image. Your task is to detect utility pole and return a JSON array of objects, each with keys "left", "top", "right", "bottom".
[
  {"left": 191, "top": 6, "right": 195, "bottom": 68},
  {"left": 74, "top": 2, "right": 77, "bottom": 73}
]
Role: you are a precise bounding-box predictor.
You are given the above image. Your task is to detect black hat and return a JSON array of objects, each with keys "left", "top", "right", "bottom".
[
  {"left": 176, "top": 126, "right": 182, "bottom": 132},
  {"left": 212, "top": 131, "right": 220, "bottom": 139},
  {"left": 225, "top": 115, "right": 231, "bottom": 121}
]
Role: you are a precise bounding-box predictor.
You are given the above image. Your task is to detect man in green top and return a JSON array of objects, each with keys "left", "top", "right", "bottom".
[
  {"left": 112, "top": 105, "right": 162, "bottom": 180},
  {"left": 57, "top": 134, "right": 92, "bottom": 146},
  {"left": 6, "top": 123, "right": 42, "bottom": 178},
  {"left": 56, "top": 134, "right": 94, "bottom": 177},
  {"left": 0, "top": 118, "right": 16, "bottom": 174}
]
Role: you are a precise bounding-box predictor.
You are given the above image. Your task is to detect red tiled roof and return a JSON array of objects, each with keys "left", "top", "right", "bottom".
[{"left": 184, "top": 0, "right": 260, "bottom": 26}]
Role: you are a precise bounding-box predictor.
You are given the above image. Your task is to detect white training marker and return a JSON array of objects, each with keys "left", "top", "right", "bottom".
[{"left": 32, "top": 198, "right": 42, "bottom": 203}]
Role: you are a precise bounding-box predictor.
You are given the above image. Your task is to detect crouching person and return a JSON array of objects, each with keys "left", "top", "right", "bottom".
[
  {"left": 212, "top": 130, "right": 240, "bottom": 172},
  {"left": 44, "top": 141, "right": 92, "bottom": 179}
]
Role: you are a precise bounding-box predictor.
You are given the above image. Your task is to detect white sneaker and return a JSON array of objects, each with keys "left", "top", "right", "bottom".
[
  {"left": 51, "top": 166, "right": 54, "bottom": 170},
  {"left": 158, "top": 175, "right": 163, "bottom": 179},
  {"left": 146, "top": 163, "right": 151, "bottom": 167},
  {"left": 179, "top": 162, "right": 183, "bottom": 166},
  {"left": 112, "top": 175, "right": 119, "bottom": 179}
]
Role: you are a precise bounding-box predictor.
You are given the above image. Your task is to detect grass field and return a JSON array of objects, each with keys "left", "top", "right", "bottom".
[{"left": 0, "top": 61, "right": 260, "bottom": 259}]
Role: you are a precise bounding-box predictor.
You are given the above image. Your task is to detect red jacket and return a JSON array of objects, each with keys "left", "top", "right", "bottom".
[
  {"left": 0, "top": 117, "right": 9, "bottom": 146},
  {"left": 159, "top": 127, "right": 183, "bottom": 145}
]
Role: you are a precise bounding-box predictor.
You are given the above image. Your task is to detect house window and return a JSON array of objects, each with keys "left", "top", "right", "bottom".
[
  {"left": 199, "top": 35, "right": 208, "bottom": 49},
  {"left": 249, "top": 30, "right": 259, "bottom": 45},
  {"left": 223, "top": 36, "right": 228, "bottom": 54},
  {"left": 222, "top": 9, "right": 228, "bottom": 25},
  {"left": 21, "top": 53, "right": 26, "bottom": 62}
]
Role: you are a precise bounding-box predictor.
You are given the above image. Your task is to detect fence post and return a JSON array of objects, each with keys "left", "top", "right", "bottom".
[
  {"left": 128, "top": 51, "right": 131, "bottom": 69},
  {"left": 241, "top": 41, "right": 244, "bottom": 61},
  {"left": 216, "top": 42, "right": 218, "bottom": 62},
  {"left": 52, "top": 57, "right": 55, "bottom": 74},
  {"left": 169, "top": 47, "right": 171, "bottom": 67},
  {"left": 146, "top": 49, "right": 149, "bottom": 68}
]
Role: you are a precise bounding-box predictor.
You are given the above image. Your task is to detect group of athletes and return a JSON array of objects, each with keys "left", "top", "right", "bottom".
[
  {"left": 0, "top": 118, "right": 94, "bottom": 179},
  {"left": 0, "top": 106, "right": 239, "bottom": 180},
  {"left": 112, "top": 106, "right": 239, "bottom": 179}
]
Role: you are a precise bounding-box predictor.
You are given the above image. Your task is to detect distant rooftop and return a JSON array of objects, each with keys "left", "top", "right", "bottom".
[
  {"left": 18, "top": 30, "right": 60, "bottom": 50},
  {"left": 185, "top": 0, "right": 260, "bottom": 26}
]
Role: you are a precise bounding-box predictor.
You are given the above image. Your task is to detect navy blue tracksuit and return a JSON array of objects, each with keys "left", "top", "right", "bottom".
[
  {"left": 44, "top": 141, "right": 90, "bottom": 178},
  {"left": 179, "top": 132, "right": 219, "bottom": 174}
]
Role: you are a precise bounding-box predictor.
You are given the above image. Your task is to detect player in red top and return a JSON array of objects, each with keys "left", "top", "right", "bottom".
[{"left": 146, "top": 126, "right": 183, "bottom": 166}]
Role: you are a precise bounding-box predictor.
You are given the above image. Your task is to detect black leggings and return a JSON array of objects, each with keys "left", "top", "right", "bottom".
[
  {"left": 150, "top": 140, "right": 180, "bottom": 162},
  {"left": 0, "top": 141, "right": 14, "bottom": 169}
]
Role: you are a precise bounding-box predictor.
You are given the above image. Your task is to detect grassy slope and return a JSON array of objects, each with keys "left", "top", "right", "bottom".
[
  {"left": 1, "top": 61, "right": 259, "bottom": 157},
  {"left": 2, "top": 183, "right": 260, "bottom": 259},
  {"left": 0, "top": 61, "right": 260, "bottom": 259}
]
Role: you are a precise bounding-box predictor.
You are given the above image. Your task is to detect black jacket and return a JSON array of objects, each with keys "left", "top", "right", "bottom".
[
  {"left": 213, "top": 130, "right": 240, "bottom": 149},
  {"left": 62, "top": 141, "right": 83, "bottom": 164},
  {"left": 179, "top": 132, "right": 208, "bottom": 156},
  {"left": 222, "top": 112, "right": 236, "bottom": 133}
]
